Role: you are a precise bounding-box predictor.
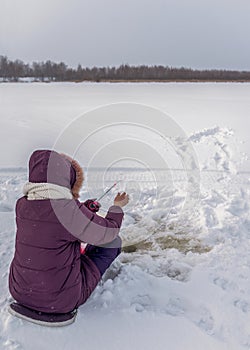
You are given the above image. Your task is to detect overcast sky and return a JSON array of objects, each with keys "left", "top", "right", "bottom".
[{"left": 1, "top": 0, "right": 250, "bottom": 69}]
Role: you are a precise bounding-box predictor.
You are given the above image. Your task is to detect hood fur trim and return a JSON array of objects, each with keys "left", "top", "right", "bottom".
[{"left": 60, "top": 153, "right": 84, "bottom": 199}]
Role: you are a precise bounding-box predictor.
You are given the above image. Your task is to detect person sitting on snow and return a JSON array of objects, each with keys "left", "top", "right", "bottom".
[{"left": 8, "top": 149, "right": 129, "bottom": 325}]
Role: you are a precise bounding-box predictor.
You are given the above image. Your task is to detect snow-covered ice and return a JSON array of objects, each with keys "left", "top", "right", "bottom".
[{"left": 0, "top": 83, "right": 249, "bottom": 350}]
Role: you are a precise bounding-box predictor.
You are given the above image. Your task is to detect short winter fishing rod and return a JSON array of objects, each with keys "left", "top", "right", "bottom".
[
  {"left": 97, "top": 182, "right": 119, "bottom": 201},
  {"left": 86, "top": 182, "right": 120, "bottom": 212}
]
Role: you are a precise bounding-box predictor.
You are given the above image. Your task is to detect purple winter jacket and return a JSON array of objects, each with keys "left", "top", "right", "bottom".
[{"left": 9, "top": 150, "right": 124, "bottom": 313}]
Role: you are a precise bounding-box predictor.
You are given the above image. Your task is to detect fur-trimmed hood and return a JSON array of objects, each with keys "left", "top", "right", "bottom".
[
  {"left": 28, "top": 150, "right": 84, "bottom": 199},
  {"left": 60, "top": 153, "right": 84, "bottom": 199}
]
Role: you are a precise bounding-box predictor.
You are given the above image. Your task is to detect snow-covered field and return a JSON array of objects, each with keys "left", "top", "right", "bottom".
[{"left": 0, "top": 83, "right": 250, "bottom": 350}]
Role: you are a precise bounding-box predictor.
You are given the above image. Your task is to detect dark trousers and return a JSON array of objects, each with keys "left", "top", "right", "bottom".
[{"left": 84, "top": 236, "right": 122, "bottom": 276}]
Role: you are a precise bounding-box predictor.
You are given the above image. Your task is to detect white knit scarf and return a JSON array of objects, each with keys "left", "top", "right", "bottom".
[{"left": 23, "top": 182, "right": 73, "bottom": 200}]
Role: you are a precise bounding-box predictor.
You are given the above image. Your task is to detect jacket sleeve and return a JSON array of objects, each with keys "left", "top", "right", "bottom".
[{"left": 69, "top": 201, "right": 124, "bottom": 245}]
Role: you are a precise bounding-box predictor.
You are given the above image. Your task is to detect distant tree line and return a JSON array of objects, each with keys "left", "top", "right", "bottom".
[{"left": 1, "top": 55, "right": 250, "bottom": 82}]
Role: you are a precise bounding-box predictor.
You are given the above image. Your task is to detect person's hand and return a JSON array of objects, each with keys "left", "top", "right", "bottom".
[{"left": 114, "top": 192, "right": 129, "bottom": 208}]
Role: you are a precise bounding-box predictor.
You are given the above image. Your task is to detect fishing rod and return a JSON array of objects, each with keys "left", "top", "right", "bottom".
[
  {"left": 97, "top": 182, "right": 118, "bottom": 201},
  {"left": 86, "top": 181, "right": 120, "bottom": 212}
]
